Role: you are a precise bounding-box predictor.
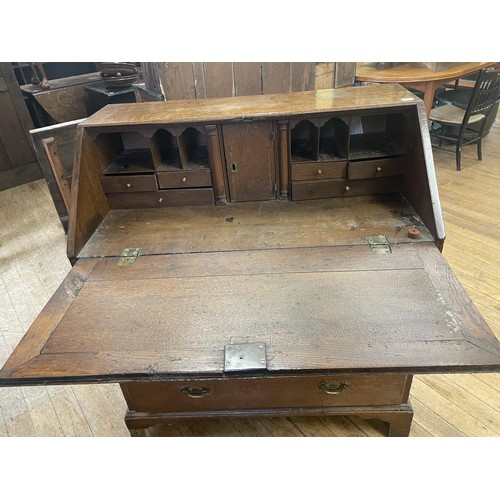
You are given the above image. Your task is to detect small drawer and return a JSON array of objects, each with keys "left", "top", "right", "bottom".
[
  {"left": 101, "top": 174, "right": 158, "bottom": 193},
  {"left": 292, "top": 176, "right": 405, "bottom": 201},
  {"left": 348, "top": 157, "right": 407, "bottom": 180},
  {"left": 291, "top": 161, "right": 347, "bottom": 181},
  {"left": 107, "top": 188, "right": 215, "bottom": 209},
  {"left": 157, "top": 169, "right": 212, "bottom": 189},
  {"left": 121, "top": 373, "right": 410, "bottom": 413}
]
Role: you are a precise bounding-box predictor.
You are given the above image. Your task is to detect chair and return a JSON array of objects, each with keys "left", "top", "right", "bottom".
[{"left": 429, "top": 68, "right": 500, "bottom": 170}]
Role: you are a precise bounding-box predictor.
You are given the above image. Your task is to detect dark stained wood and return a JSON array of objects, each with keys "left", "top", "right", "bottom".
[
  {"left": 2, "top": 242, "right": 499, "bottom": 384},
  {"left": 403, "top": 103, "right": 445, "bottom": 245},
  {"left": 101, "top": 173, "right": 158, "bottom": 193},
  {"left": 0, "top": 258, "right": 98, "bottom": 377},
  {"left": 348, "top": 157, "right": 407, "bottom": 180},
  {"left": 2, "top": 83, "right": 499, "bottom": 439},
  {"left": 66, "top": 129, "right": 112, "bottom": 260},
  {"left": 78, "top": 196, "right": 434, "bottom": 258},
  {"left": 291, "top": 161, "right": 347, "bottom": 180},
  {"left": 122, "top": 373, "right": 410, "bottom": 413},
  {"left": 42, "top": 138, "right": 72, "bottom": 212},
  {"left": 278, "top": 120, "right": 289, "bottom": 199},
  {"left": 233, "top": 62, "right": 262, "bottom": 96},
  {"left": 156, "top": 168, "right": 212, "bottom": 189},
  {"left": 292, "top": 176, "right": 405, "bottom": 200},
  {"left": 205, "top": 125, "right": 227, "bottom": 203},
  {"left": 107, "top": 188, "right": 214, "bottom": 209},
  {"left": 222, "top": 122, "right": 276, "bottom": 202}
]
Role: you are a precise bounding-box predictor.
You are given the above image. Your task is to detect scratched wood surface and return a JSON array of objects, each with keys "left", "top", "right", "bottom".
[{"left": 0, "top": 124, "right": 499, "bottom": 437}]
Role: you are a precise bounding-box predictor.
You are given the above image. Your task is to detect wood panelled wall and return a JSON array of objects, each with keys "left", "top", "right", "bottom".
[
  {"left": 0, "top": 63, "right": 40, "bottom": 191},
  {"left": 141, "top": 63, "right": 356, "bottom": 101}
]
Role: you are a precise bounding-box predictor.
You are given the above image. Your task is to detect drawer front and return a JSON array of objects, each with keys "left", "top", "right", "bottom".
[
  {"left": 348, "top": 157, "right": 407, "bottom": 180},
  {"left": 107, "top": 188, "right": 215, "bottom": 208},
  {"left": 291, "top": 161, "right": 347, "bottom": 181},
  {"left": 101, "top": 174, "right": 158, "bottom": 193},
  {"left": 292, "top": 176, "right": 405, "bottom": 201},
  {"left": 122, "top": 373, "right": 410, "bottom": 413},
  {"left": 157, "top": 169, "right": 212, "bottom": 189}
]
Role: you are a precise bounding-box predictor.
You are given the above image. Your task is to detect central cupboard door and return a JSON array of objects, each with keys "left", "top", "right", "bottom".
[{"left": 222, "top": 122, "right": 277, "bottom": 202}]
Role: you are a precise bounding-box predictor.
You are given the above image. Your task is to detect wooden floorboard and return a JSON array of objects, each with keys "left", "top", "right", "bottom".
[{"left": 0, "top": 122, "right": 499, "bottom": 438}]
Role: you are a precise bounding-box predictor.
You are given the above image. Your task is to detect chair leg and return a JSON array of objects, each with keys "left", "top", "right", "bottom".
[
  {"left": 477, "top": 139, "right": 483, "bottom": 161},
  {"left": 456, "top": 145, "right": 462, "bottom": 171}
]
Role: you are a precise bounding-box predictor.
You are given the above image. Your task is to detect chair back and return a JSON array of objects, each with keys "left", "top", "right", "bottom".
[{"left": 467, "top": 69, "right": 500, "bottom": 118}]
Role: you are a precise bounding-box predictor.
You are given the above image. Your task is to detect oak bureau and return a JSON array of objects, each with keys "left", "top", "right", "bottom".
[{"left": 1, "top": 84, "right": 499, "bottom": 436}]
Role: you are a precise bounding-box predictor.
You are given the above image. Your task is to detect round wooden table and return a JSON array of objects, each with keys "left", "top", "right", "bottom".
[{"left": 355, "top": 62, "right": 496, "bottom": 118}]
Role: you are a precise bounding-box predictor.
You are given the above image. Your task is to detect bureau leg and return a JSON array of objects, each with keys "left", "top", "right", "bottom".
[{"left": 357, "top": 403, "right": 414, "bottom": 437}]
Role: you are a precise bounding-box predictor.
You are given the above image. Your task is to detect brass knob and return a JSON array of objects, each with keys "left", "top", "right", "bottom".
[
  {"left": 158, "top": 197, "right": 163, "bottom": 203},
  {"left": 182, "top": 177, "right": 187, "bottom": 183},
  {"left": 345, "top": 185, "right": 350, "bottom": 192},
  {"left": 126, "top": 183, "right": 131, "bottom": 188},
  {"left": 376, "top": 166, "right": 382, "bottom": 172},
  {"left": 317, "top": 169, "right": 322, "bottom": 175}
]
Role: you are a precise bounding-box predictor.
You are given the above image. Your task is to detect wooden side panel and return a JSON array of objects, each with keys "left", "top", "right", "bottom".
[
  {"left": 222, "top": 122, "right": 276, "bottom": 202},
  {"left": 262, "top": 62, "right": 291, "bottom": 94},
  {"left": 402, "top": 103, "right": 445, "bottom": 245},
  {"left": 203, "top": 63, "right": 234, "bottom": 98},
  {"left": 233, "top": 62, "right": 262, "bottom": 96},
  {"left": 66, "top": 129, "right": 113, "bottom": 260}
]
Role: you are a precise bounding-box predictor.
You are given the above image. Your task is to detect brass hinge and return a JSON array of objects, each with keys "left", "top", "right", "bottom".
[
  {"left": 117, "top": 248, "right": 142, "bottom": 266},
  {"left": 367, "top": 235, "right": 392, "bottom": 254}
]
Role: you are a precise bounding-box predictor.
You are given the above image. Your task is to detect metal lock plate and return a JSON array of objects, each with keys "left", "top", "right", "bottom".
[{"left": 224, "top": 342, "right": 267, "bottom": 373}]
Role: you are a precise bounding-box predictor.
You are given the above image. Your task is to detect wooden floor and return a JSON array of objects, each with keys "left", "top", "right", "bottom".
[{"left": 0, "top": 125, "right": 499, "bottom": 437}]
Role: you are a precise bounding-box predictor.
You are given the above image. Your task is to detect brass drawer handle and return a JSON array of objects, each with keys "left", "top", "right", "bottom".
[
  {"left": 318, "top": 381, "right": 349, "bottom": 395},
  {"left": 180, "top": 386, "right": 212, "bottom": 398}
]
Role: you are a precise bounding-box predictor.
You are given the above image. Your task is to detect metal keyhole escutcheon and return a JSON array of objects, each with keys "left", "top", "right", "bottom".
[{"left": 231, "top": 162, "right": 238, "bottom": 173}]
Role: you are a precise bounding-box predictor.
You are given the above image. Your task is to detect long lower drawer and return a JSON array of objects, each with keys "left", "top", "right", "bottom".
[
  {"left": 291, "top": 176, "right": 405, "bottom": 200},
  {"left": 121, "top": 373, "right": 411, "bottom": 413},
  {"left": 107, "top": 188, "right": 215, "bottom": 208}
]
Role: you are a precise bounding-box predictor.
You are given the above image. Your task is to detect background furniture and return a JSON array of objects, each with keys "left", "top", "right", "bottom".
[
  {"left": 429, "top": 69, "right": 500, "bottom": 170},
  {"left": 355, "top": 62, "right": 497, "bottom": 118},
  {"left": 1, "top": 85, "right": 499, "bottom": 438},
  {"left": 139, "top": 62, "right": 357, "bottom": 101},
  {"left": 0, "top": 63, "right": 40, "bottom": 191},
  {"left": 29, "top": 120, "right": 84, "bottom": 231}
]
